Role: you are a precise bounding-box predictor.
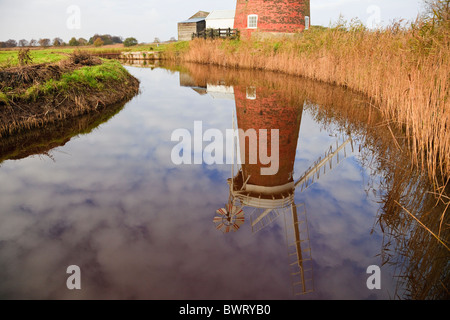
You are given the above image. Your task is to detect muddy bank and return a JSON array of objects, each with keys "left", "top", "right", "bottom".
[{"left": 0, "top": 53, "right": 139, "bottom": 138}]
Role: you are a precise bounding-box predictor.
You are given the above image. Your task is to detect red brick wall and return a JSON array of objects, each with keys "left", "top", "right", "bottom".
[
  {"left": 234, "top": 0, "right": 310, "bottom": 37},
  {"left": 234, "top": 85, "right": 303, "bottom": 187}
]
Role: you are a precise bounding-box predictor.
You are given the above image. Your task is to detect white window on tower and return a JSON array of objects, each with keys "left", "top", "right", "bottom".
[
  {"left": 248, "top": 14, "right": 258, "bottom": 29},
  {"left": 305, "top": 16, "right": 310, "bottom": 30}
]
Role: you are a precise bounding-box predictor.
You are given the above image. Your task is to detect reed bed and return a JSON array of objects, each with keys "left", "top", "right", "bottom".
[{"left": 164, "top": 17, "right": 450, "bottom": 190}]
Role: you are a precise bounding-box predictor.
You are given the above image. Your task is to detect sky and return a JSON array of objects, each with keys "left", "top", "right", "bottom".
[{"left": 0, "top": 0, "right": 426, "bottom": 43}]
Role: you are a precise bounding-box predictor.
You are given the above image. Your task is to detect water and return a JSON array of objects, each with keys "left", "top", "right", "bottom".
[{"left": 0, "top": 62, "right": 447, "bottom": 300}]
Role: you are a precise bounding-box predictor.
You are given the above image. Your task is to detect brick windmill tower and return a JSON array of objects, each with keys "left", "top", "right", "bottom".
[{"left": 234, "top": 0, "right": 311, "bottom": 38}]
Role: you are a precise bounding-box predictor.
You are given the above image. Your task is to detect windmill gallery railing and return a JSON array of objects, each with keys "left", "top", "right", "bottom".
[{"left": 192, "top": 28, "right": 240, "bottom": 40}]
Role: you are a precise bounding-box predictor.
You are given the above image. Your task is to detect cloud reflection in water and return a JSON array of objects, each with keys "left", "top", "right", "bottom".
[{"left": 0, "top": 66, "right": 398, "bottom": 299}]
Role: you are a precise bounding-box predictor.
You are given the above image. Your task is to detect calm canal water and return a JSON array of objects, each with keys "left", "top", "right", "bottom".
[{"left": 0, "top": 62, "right": 447, "bottom": 299}]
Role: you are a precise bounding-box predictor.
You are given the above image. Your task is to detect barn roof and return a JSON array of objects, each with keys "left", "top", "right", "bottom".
[
  {"left": 189, "top": 11, "right": 210, "bottom": 19},
  {"left": 206, "top": 10, "right": 235, "bottom": 20},
  {"left": 179, "top": 17, "right": 206, "bottom": 24}
]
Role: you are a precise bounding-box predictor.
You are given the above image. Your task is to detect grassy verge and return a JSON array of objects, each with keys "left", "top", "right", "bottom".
[
  {"left": 163, "top": 19, "right": 450, "bottom": 188},
  {"left": 19, "top": 60, "right": 133, "bottom": 101},
  {"left": 0, "top": 54, "right": 139, "bottom": 137},
  {"left": 1, "top": 58, "right": 133, "bottom": 102}
]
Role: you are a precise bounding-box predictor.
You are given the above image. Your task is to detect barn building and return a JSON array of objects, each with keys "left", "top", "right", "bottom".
[
  {"left": 205, "top": 10, "right": 236, "bottom": 30},
  {"left": 234, "top": 0, "right": 311, "bottom": 38},
  {"left": 177, "top": 11, "right": 209, "bottom": 41}
]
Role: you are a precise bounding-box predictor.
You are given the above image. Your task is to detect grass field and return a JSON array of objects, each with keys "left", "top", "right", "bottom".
[
  {"left": 0, "top": 43, "right": 168, "bottom": 69},
  {"left": 0, "top": 49, "right": 69, "bottom": 68}
]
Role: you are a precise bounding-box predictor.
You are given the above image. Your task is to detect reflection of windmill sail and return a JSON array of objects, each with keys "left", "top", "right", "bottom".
[
  {"left": 247, "top": 137, "right": 354, "bottom": 234},
  {"left": 285, "top": 203, "right": 313, "bottom": 295},
  {"left": 294, "top": 136, "right": 354, "bottom": 192}
]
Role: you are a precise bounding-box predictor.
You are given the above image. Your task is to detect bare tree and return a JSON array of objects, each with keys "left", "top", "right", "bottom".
[
  {"left": 111, "top": 36, "right": 123, "bottom": 44},
  {"left": 5, "top": 39, "right": 17, "bottom": 47},
  {"left": 38, "top": 38, "right": 51, "bottom": 47},
  {"left": 29, "top": 39, "right": 37, "bottom": 47},
  {"left": 18, "top": 39, "right": 29, "bottom": 47},
  {"left": 53, "top": 37, "right": 64, "bottom": 46},
  {"left": 78, "top": 38, "right": 88, "bottom": 46}
]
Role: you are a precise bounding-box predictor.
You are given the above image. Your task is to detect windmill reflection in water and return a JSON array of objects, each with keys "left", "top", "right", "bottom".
[{"left": 212, "top": 84, "right": 354, "bottom": 296}]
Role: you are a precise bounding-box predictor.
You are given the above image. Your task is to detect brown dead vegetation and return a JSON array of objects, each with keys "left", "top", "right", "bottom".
[{"left": 0, "top": 51, "right": 139, "bottom": 138}]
